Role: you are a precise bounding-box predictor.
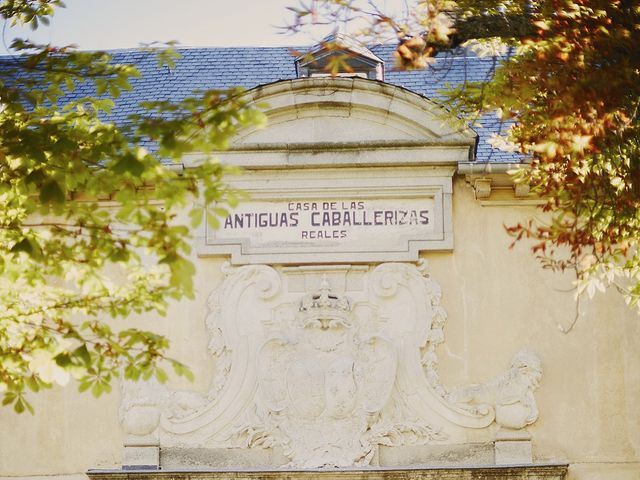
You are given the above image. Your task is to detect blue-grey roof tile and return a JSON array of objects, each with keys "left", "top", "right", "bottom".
[{"left": 0, "top": 45, "right": 522, "bottom": 163}]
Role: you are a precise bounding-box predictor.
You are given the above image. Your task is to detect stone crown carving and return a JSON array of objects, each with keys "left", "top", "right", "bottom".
[{"left": 299, "top": 276, "right": 352, "bottom": 328}]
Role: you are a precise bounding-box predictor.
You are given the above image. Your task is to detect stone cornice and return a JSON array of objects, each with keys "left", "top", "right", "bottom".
[
  {"left": 457, "top": 162, "right": 543, "bottom": 205},
  {"left": 88, "top": 464, "right": 569, "bottom": 480}
]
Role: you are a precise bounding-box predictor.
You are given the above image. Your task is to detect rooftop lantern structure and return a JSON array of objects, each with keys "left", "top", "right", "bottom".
[{"left": 295, "top": 33, "right": 384, "bottom": 81}]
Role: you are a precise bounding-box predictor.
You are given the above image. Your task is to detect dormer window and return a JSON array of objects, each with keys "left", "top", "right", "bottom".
[{"left": 295, "top": 33, "right": 384, "bottom": 81}]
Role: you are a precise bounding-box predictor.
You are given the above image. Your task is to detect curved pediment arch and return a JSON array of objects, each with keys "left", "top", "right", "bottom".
[{"left": 233, "top": 77, "right": 476, "bottom": 158}]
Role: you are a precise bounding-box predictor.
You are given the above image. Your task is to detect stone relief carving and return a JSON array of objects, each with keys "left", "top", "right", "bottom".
[
  {"left": 119, "top": 261, "right": 543, "bottom": 467},
  {"left": 447, "top": 350, "right": 542, "bottom": 430},
  {"left": 252, "top": 277, "right": 404, "bottom": 467},
  {"left": 119, "top": 376, "right": 164, "bottom": 444}
]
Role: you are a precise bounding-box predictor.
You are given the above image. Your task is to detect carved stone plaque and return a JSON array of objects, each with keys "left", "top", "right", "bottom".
[
  {"left": 216, "top": 197, "right": 435, "bottom": 243},
  {"left": 197, "top": 167, "right": 454, "bottom": 264}
]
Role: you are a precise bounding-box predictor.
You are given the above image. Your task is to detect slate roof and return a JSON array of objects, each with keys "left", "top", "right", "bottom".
[{"left": 1, "top": 44, "right": 521, "bottom": 163}]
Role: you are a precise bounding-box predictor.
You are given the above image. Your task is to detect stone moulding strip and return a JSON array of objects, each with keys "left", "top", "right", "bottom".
[{"left": 87, "top": 464, "right": 569, "bottom": 480}]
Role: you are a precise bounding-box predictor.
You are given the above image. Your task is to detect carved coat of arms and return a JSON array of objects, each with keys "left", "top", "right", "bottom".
[
  {"left": 256, "top": 277, "right": 399, "bottom": 466},
  {"left": 119, "top": 262, "right": 542, "bottom": 468}
]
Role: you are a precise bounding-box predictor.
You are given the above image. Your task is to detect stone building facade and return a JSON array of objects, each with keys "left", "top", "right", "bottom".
[{"left": 0, "top": 40, "right": 638, "bottom": 480}]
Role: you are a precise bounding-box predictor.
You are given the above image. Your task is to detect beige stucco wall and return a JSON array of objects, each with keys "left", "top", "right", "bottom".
[
  {"left": 0, "top": 78, "right": 637, "bottom": 479},
  {"left": 1, "top": 176, "right": 638, "bottom": 479},
  {"left": 437, "top": 179, "right": 640, "bottom": 479}
]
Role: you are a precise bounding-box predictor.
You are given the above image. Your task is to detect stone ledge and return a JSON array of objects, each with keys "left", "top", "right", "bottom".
[{"left": 88, "top": 464, "right": 568, "bottom": 480}]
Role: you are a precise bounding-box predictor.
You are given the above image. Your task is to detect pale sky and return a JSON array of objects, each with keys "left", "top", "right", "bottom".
[{"left": 1, "top": 0, "right": 331, "bottom": 53}]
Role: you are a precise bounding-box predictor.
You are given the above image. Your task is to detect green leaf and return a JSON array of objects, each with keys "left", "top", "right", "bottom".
[
  {"left": 155, "top": 368, "right": 168, "bottom": 384},
  {"left": 25, "top": 169, "right": 46, "bottom": 185},
  {"left": 95, "top": 79, "right": 107, "bottom": 96},
  {"left": 108, "top": 83, "right": 120, "bottom": 98},
  {"left": 206, "top": 211, "right": 220, "bottom": 230},
  {"left": 55, "top": 353, "right": 71, "bottom": 367},
  {"left": 78, "top": 381, "right": 92, "bottom": 393},
  {"left": 171, "top": 361, "right": 194, "bottom": 382},
  {"left": 25, "top": 376, "right": 40, "bottom": 393},
  {"left": 189, "top": 208, "right": 203, "bottom": 228},
  {"left": 112, "top": 156, "right": 145, "bottom": 177},
  {"left": 213, "top": 207, "right": 229, "bottom": 218},
  {"left": 73, "top": 345, "right": 91, "bottom": 366},
  {"left": 14, "top": 398, "right": 25, "bottom": 414},
  {"left": 11, "top": 238, "right": 34, "bottom": 255},
  {"left": 39, "top": 180, "right": 66, "bottom": 205},
  {"left": 64, "top": 77, "right": 76, "bottom": 92},
  {"left": 91, "top": 381, "right": 102, "bottom": 398}
]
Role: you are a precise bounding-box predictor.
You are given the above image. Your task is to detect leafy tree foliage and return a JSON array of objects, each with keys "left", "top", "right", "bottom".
[
  {"left": 289, "top": 0, "right": 640, "bottom": 312},
  {"left": 0, "top": 0, "right": 265, "bottom": 412}
]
